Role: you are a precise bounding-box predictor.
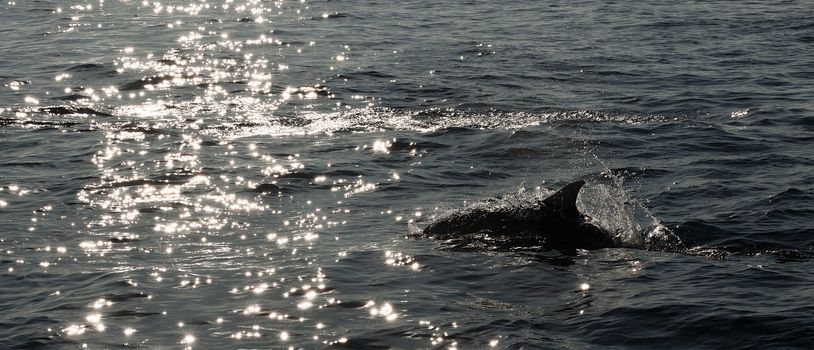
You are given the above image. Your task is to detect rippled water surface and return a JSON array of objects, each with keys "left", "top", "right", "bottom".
[{"left": 2, "top": 0, "right": 813, "bottom": 349}]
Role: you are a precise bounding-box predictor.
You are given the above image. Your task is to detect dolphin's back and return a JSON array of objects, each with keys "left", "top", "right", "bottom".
[
  {"left": 422, "top": 181, "right": 616, "bottom": 253},
  {"left": 422, "top": 204, "right": 537, "bottom": 239}
]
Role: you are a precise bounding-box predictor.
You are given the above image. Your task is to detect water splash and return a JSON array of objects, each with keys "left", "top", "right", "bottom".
[{"left": 578, "top": 169, "right": 684, "bottom": 251}]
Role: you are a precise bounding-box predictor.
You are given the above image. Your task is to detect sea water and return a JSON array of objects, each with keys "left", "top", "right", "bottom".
[{"left": 1, "top": 1, "right": 813, "bottom": 348}]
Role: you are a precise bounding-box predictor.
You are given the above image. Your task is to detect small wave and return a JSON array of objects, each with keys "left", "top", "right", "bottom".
[
  {"left": 311, "top": 12, "right": 350, "bottom": 20},
  {"left": 0, "top": 117, "right": 83, "bottom": 129},
  {"left": 54, "top": 94, "right": 92, "bottom": 102},
  {"left": 339, "top": 70, "right": 397, "bottom": 80},
  {"left": 769, "top": 188, "right": 813, "bottom": 205},
  {"left": 251, "top": 183, "right": 284, "bottom": 195},
  {"left": 39, "top": 106, "right": 112, "bottom": 117},
  {"left": 155, "top": 58, "right": 181, "bottom": 66},
  {"left": 102, "top": 291, "right": 150, "bottom": 302},
  {"left": 88, "top": 170, "right": 202, "bottom": 191},
  {"left": 66, "top": 63, "right": 107, "bottom": 71},
  {"left": 119, "top": 74, "right": 203, "bottom": 91}
]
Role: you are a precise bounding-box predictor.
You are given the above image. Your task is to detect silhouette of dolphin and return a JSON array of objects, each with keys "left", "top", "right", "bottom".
[{"left": 421, "top": 181, "right": 617, "bottom": 254}]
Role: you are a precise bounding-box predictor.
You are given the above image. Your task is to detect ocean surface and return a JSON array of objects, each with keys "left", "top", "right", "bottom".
[{"left": 1, "top": 0, "right": 813, "bottom": 349}]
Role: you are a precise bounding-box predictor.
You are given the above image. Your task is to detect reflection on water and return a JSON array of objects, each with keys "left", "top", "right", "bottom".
[{"left": 32, "top": 0, "right": 355, "bottom": 122}]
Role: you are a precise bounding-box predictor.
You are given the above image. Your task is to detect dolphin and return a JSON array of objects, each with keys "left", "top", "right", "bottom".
[{"left": 420, "top": 180, "right": 617, "bottom": 254}]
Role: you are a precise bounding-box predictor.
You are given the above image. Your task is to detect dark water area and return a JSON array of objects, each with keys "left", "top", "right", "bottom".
[{"left": 1, "top": 0, "right": 813, "bottom": 349}]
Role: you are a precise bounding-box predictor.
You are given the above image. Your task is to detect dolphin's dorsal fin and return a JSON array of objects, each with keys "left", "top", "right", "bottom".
[{"left": 541, "top": 180, "right": 585, "bottom": 218}]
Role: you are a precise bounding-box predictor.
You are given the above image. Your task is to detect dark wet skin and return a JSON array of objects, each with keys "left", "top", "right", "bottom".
[{"left": 423, "top": 181, "right": 617, "bottom": 255}]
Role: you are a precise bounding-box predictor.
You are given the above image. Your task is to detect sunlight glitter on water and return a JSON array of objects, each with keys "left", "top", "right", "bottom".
[
  {"left": 367, "top": 301, "right": 399, "bottom": 322},
  {"left": 29, "top": 0, "right": 333, "bottom": 128},
  {"left": 384, "top": 250, "right": 420, "bottom": 270}
]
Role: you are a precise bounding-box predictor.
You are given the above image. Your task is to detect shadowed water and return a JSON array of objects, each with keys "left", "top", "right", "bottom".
[{"left": 1, "top": 0, "right": 813, "bottom": 349}]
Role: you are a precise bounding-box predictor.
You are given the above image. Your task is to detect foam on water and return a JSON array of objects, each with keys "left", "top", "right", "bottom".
[{"left": 6, "top": 105, "right": 665, "bottom": 136}]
